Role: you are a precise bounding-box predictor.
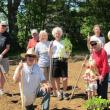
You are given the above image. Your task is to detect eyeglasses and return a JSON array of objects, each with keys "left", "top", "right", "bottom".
[
  {"left": 2, "top": 25, "right": 7, "bottom": 27},
  {"left": 27, "top": 55, "right": 36, "bottom": 58},
  {"left": 90, "top": 43, "right": 97, "bottom": 46}
]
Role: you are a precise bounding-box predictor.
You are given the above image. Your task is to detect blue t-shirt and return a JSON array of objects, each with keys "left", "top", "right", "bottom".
[{"left": 35, "top": 41, "right": 50, "bottom": 67}]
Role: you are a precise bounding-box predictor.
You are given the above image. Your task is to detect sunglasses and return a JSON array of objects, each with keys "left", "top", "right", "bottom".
[
  {"left": 2, "top": 25, "right": 7, "bottom": 27},
  {"left": 90, "top": 43, "right": 97, "bottom": 46},
  {"left": 27, "top": 55, "right": 36, "bottom": 58}
]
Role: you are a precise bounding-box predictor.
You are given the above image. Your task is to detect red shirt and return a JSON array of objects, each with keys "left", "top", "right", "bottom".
[
  {"left": 27, "top": 38, "right": 38, "bottom": 49},
  {"left": 92, "top": 48, "right": 109, "bottom": 77}
]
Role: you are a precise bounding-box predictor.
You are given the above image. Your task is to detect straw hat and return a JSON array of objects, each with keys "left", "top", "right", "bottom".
[{"left": 25, "top": 48, "right": 36, "bottom": 57}]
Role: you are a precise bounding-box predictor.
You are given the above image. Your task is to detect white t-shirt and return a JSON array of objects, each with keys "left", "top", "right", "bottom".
[
  {"left": 51, "top": 40, "right": 68, "bottom": 58},
  {"left": 104, "top": 42, "right": 110, "bottom": 65},
  {"left": 13, "top": 63, "right": 45, "bottom": 106}
]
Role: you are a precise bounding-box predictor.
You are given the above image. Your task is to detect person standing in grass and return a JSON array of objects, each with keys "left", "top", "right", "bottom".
[
  {"left": 27, "top": 29, "right": 39, "bottom": 50},
  {"left": 82, "top": 57, "right": 99, "bottom": 99},
  {"left": 104, "top": 31, "right": 110, "bottom": 82},
  {"left": 90, "top": 37, "right": 109, "bottom": 99},
  {"left": 35, "top": 30, "right": 50, "bottom": 81},
  {"left": 48, "top": 27, "right": 69, "bottom": 100},
  {"left": 13, "top": 48, "right": 50, "bottom": 110},
  {"left": 0, "top": 21, "right": 11, "bottom": 95}
]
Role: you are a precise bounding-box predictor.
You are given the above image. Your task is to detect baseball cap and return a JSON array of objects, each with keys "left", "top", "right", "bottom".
[{"left": 0, "top": 21, "right": 8, "bottom": 26}]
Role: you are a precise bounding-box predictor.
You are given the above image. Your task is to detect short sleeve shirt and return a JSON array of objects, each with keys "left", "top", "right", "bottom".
[
  {"left": 0, "top": 31, "right": 11, "bottom": 58},
  {"left": 14, "top": 63, "right": 45, "bottom": 106},
  {"left": 35, "top": 41, "right": 50, "bottom": 67}
]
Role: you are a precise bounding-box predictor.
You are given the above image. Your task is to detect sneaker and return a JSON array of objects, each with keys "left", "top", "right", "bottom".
[
  {"left": 63, "top": 92, "right": 69, "bottom": 100},
  {"left": 57, "top": 91, "right": 63, "bottom": 101},
  {"left": 0, "top": 89, "right": 4, "bottom": 95},
  {"left": 57, "top": 94, "right": 63, "bottom": 101}
]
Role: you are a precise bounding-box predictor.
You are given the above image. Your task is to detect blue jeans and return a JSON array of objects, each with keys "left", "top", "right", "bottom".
[
  {"left": 25, "top": 89, "right": 50, "bottom": 110},
  {"left": 37, "top": 89, "right": 50, "bottom": 110}
]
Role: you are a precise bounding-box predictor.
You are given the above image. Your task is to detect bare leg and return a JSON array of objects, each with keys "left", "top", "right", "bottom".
[
  {"left": 51, "top": 78, "right": 56, "bottom": 95},
  {"left": 55, "top": 78, "right": 60, "bottom": 91},
  {"left": 91, "top": 90, "right": 96, "bottom": 97},
  {"left": 87, "top": 91, "right": 91, "bottom": 99},
  {"left": 62, "top": 77, "right": 68, "bottom": 91},
  {"left": 0, "top": 72, "right": 5, "bottom": 89}
]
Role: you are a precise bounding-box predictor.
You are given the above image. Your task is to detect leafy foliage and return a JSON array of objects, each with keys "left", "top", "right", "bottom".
[{"left": 85, "top": 96, "right": 110, "bottom": 110}]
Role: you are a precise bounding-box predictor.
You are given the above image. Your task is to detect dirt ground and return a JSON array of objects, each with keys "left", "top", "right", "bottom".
[{"left": 0, "top": 57, "right": 110, "bottom": 110}]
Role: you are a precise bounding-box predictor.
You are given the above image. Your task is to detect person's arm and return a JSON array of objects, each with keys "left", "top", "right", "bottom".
[
  {"left": 34, "top": 43, "right": 39, "bottom": 57},
  {"left": 27, "top": 39, "right": 31, "bottom": 50},
  {"left": 1, "top": 44, "right": 10, "bottom": 57},
  {"left": 13, "top": 61, "right": 23, "bottom": 83},
  {"left": 0, "top": 34, "right": 11, "bottom": 58},
  {"left": 101, "top": 50, "right": 109, "bottom": 77}
]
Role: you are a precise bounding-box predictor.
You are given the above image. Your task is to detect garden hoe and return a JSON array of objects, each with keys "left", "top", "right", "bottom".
[{"left": 69, "top": 55, "right": 88, "bottom": 101}]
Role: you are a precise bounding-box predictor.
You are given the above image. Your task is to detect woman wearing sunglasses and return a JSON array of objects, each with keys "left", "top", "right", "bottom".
[
  {"left": 87, "top": 25, "right": 105, "bottom": 53},
  {"left": 90, "top": 37, "right": 109, "bottom": 99},
  {"left": 13, "top": 48, "right": 50, "bottom": 110}
]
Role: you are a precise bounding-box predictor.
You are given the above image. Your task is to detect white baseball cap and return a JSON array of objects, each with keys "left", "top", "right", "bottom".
[
  {"left": 90, "top": 36, "right": 101, "bottom": 43},
  {"left": 0, "top": 21, "right": 8, "bottom": 26}
]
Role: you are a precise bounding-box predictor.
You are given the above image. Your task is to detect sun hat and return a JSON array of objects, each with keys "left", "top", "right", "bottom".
[
  {"left": 0, "top": 21, "right": 8, "bottom": 26},
  {"left": 31, "top": 29, "right": 38, "bottom": 35},
  {"left": 25, "top": 48, "right": 36, "bottom": 57},
  {"left": 90, "top": 36, "right": 101, "bottom": 44}
]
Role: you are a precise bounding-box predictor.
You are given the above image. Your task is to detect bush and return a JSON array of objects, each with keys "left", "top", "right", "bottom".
[{"left": 85, "top": 96, "right": 110, "bottom": 110}]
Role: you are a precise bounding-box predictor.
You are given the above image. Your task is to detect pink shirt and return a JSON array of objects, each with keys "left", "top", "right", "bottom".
[
  {"left": 92, "top": 48, "right": 109, "bottom": 77},
  {"left": 27, "top": 38, "right": 38, "bottom": 49}
]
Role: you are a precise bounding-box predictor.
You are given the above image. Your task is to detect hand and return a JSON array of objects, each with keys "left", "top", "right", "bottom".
[
  {"left": 0, "top": 54, "right": 3, "bottom": 60},
  {"left": 98, "top": 75, "right": 104, "bottom": 82},
  {"left": 18, "top": 60, "right": 23, "bottom": 70},
  {"left": 41, "top": 83, "right": 51, "bottom": 92}
]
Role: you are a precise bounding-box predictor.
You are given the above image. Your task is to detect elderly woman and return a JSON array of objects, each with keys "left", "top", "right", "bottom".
[
  {"left": 27, "top": 29, "right": 39, "bottom": 49},
  {"left": 90, "top": 37, "right": 109, "bottom": 99},
  {"left": 13, "top": 48, "right": 50, "bottom": 110},
  {"left": 48, "top": 27, "right": 69, "bottom": 100},
  {"left": 35, "top": 30, "right": 50, "bottom": 81},
  {"left": 104, "top": 31, "right": 110, "bottom": 82},
  {"left": 0, "top": 21, "right": 11, "bottom": 95}
]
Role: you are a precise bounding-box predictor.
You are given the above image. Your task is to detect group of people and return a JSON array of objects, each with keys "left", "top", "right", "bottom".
[
  {"left": 0, "top": 20, "right": 110, "bottom": 110},
  {"left": 83, "top": 24, "right": 110, "bottom": 100}
]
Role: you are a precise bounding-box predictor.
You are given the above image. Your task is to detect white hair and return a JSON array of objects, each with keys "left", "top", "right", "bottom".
[
  {"left": 52, "top": 27, "right": 63, "bottom": 37},
  {"left": 39, "top": 30, "right": 48, "bottom": 41},
  {"left": 39, "top": 30, "right": 48, "bottom": 36},
  {"left": 108, "top": 31, "right": 110, "bottom": 40},
  {"left": 31, "top": 29, "right": 38, "bottom": 35}
]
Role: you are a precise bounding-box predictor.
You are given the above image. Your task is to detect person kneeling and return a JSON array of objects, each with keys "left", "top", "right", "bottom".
[{"left": 13, "top": 48, "right": 50, "bottom": 110}]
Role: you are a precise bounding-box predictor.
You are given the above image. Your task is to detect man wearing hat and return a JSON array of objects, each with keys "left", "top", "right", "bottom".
[
  {"left": 13, "top": 48, "right": 50, "bottom": 110},
  {"left": 0, "top": 20, "right": 11, "bottom": 95},
  {"left": 27, "top": 29, "right": 39, "bottom": 49}
]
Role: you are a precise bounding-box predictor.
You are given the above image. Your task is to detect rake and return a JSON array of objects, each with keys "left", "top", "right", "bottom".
[{"left": 69, "top": 55, "right": 88, "bottom": 101}]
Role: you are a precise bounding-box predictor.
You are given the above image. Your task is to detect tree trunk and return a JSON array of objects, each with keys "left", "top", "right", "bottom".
[{"left": 7, "top": 0, "right": 21, "bottom": 50}]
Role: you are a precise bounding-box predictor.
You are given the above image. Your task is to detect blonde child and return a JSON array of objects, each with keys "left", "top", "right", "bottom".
[{"left": 82, "top": 56, "right": 99, "bottom": 99}]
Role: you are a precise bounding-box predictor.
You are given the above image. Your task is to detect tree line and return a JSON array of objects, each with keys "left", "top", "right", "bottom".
[{"left": 0, "top": 0, "right": 110, "bottom": 52}]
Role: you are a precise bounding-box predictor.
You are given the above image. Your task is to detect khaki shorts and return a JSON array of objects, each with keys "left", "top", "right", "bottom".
[
  {"left": 40, "top": 67, "right": 49, "bottom": 81},
  {"left": 0, "top": 58, "right": 9, "bottom": 73}
]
